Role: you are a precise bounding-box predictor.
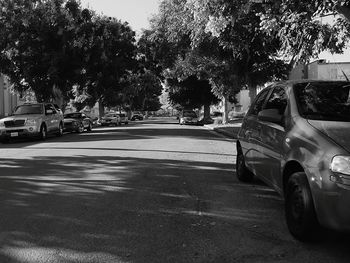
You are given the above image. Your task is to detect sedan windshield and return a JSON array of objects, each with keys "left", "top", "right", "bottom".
[
  {"left": 183, "top": 111, "right": 197, "bottom": 118},
  {"left": 13, "top": 104, "right": 43, "bottom": 115},
  {"left": 294, "top": 82, "right": 350, "bottom": 121}
]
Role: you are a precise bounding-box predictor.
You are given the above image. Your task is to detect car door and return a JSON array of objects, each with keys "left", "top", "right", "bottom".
[
  {"left": 44, "top": 104, "right": 55, "bottom": 132},
  {"left": 240, "top": 87, "right": 272, "bottom": 175},
  {"left": 257, "top": 86, "right": 288, "bottom": 190}
]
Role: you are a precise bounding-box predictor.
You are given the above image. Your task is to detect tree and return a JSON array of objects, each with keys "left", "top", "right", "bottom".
[
  {"left": 0, "top": 0, "right": 94, "bottom": 103},
  {"left": 67, "top": 14, "right": 137, "bottom": 116},
  {"left": 124, "top": 71, "right": 163, "bottom": 112},
  {"left": 0, "top": 0, "right": 137, "bottom": 115},
  {"left": 190, "top": 0, "right": 350, "bottom": 66},
  {"left": 147, "top": 0, "right": 289, "bottom": 123}
]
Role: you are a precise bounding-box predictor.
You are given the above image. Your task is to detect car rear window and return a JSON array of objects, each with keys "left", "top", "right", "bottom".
[
  {"left": 294, "top": 82, "right": 350, "bottom": 121},
  {"left": 183, "top": 111, "right": 197, "bottom": 117}
]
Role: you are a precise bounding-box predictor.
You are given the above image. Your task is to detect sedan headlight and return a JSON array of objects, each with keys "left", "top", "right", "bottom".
[
  {"left": 0, "top": 122, "right": 4, "bottom": 127},
  {"left": 330, "top": 156, "right": 350, "bottom": 176},
  {"left": 25, "top": 119, "right": 37, "bottom": 126}
]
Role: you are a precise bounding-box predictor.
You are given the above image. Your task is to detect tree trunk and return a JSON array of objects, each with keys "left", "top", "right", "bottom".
[
  {"left": 98, "top": 100, "right": 105, "bottom": 118},
  {"left": 203, "top": 104, "right": 211, "bottom": 122},
  {"left": 222, "top": 96, "right": 229, "bottom": 124}
]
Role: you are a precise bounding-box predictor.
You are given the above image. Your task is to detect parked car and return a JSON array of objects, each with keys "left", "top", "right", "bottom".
[
  {"left": 116, "top": 112, "right": 128, "bottom": 124},
  {"left": 100, "top": 113, "right": 121, "bottom": 126},
  {"left": 131, "top": 113, "right": 144, "bottom": 121},
  {"left": 236, "top": 80, "right": 350, "bottom": 241},
  {"left": 63, "top": 112, "right": 93, "bottom": 133},
  {"left": 0, "top": 102, "right": 64, "bottom": 142},
  {"left": 211, "top": 111, "right": 223, "bottom": 118},
  {"left": 179, "top": 110, "right": 198, "bottom": 125}
]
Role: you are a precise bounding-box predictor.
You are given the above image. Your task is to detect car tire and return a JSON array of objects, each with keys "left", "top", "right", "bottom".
[
  {"left": 77, "top": 123, "right": 84, "bottom": 133},
  {"left": 236, "top": 144, "right": 254, "bottom": 182},
  {"left": 56, "top": 122, "right": 63, "bottom": 137},
  {"left": 40, "top": 124, "right": 47, "bottom": 140},
  {"left": 87, "top": 122, "right": 92, "bottom": 131},
  {"left": 285, "top": 172, "right": 319, "bottom": 241}
]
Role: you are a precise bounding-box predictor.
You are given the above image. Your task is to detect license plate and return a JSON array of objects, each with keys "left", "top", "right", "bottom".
[{"left": 10, "top": 132, "right": 19, "bottom": 137}]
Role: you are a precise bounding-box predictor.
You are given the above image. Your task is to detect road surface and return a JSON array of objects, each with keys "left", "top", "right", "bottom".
[{"left": 0, "top": 117, "right": 349, "bottom": 262}]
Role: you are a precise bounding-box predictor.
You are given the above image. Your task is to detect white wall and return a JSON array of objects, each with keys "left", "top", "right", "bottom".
[
  {"left": 0, "top": 74, "right": 19, "bottom": 118},
  {"left": 317, "top": 63, "right": 350, "bottom": 80}
]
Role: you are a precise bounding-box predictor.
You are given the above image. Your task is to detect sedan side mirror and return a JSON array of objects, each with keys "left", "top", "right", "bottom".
[{"left": 258, "top": 109, "right": 282, "bottom": 124}]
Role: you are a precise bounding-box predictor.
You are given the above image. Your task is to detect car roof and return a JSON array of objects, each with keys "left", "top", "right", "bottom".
[{"left": 273, "top": 79, "right": 350, "bottom": 86}]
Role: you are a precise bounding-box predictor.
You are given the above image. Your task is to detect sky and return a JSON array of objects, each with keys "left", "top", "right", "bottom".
[{"left": 80, "top": 0, "right": 160, "bottom": 33}]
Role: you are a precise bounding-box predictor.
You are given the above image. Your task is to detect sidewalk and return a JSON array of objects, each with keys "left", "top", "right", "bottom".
[{"left": 204, "top": 120, "right": 242, "bottom": 139}]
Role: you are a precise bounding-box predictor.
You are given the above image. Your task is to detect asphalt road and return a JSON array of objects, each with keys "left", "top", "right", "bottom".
[{"left": 0, "top": 117, "right": 350, "bottom": 263}]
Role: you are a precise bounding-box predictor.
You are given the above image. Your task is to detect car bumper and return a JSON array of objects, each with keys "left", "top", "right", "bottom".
[
  {"left": 63, "top": 123, "right": 79, "bottom": 132},
  {"left": 100, "top": 120, "right": 117, "bottom": 125},
  {"left": 180, "top": 119, "right": 198, "bottom": 125},
  {"left": 311, "top": 170, "right": 350, "bottom": 231},
  {"left": 0, "top": 126, "right": 40, "bottom": 140}
]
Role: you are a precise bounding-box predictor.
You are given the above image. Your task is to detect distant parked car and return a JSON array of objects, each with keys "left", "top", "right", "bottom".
[
  {"left": 237, "top": 80, "right": 350, "bottom": 241},
  {"left": 131, "top": 113, "right": 144, "bottom": 121},
  {"left": 0, "top": 102, "right": 64, "bottom": 142},
  {"left": 63, "top": 112, "right": 93, "bottom": 133},
  {"left": 211, "top": 111, "right": 223, "bottom": 118},
  {"left": 100, "top": 113, "right": 121, "bottom": 126},
  {"left": 116, "top": 112, "right": 129, "bottom": 124},
  {"left": 179, "top": 110, "right": 198, "bottom": 125}
]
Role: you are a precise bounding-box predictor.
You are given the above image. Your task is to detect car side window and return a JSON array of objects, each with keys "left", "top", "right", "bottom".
[
  {"left": 45, "top": 104, "right": 57, "bottom": 114},
  {"left": 248, "top": 88, "right": 271, "bottom": 116},
  {"left": 264, "top": 86, "right": 287, "bottom": 114}
]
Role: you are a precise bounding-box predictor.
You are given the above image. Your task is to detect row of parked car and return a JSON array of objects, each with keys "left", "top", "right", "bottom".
[{"left": 0, "top": 103, "right": 144, "bottom": 142}]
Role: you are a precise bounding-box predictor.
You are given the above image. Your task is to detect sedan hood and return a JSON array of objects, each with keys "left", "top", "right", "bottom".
[
  {"left": 308, "top": 120, "right": 350, "bottom": 153},
  {"left": 1, "top": 114, "right": 42, "bottom": 121}
]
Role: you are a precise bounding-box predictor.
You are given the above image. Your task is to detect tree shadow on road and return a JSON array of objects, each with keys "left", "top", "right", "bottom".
[{"left": 0, "top": 155, "right": 349, "bottom": 262}]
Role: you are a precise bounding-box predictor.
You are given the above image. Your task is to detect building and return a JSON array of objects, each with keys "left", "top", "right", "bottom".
[
  {"left": 289, "top": 59, "right": 350, "bottom": 80},
  {"left": 0, "top": 74, "right": 20, "bottom": 118}
]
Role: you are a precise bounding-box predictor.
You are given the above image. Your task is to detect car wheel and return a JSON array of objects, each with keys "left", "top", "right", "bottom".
[
  {"left": 87, "top": 122, "right": 92, "bottom": 131},
  {"left": 236, "top": 144, "right": 254, "bottom": 182},
  {"left": 285, "top": 172, "right": 319, "bottom": 241},
  {"left": 77, "top": 123, "right": 84, "bottom": 133},
  {"left": 40, "top": 124, "right": 47, "bottom": 140},
  {"left": 56, "top": 122, "right": 63, "bottom": 137}
]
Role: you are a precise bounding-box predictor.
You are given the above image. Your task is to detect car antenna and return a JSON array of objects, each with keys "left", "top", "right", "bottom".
[
  {"left": 341, "top": 68, "right": 350, "bottom": 81},
  {"left": 330, "top": 54, "right": 350, "bottom": 81}
]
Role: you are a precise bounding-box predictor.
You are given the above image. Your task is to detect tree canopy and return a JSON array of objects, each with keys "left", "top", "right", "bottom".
[
  {"left": 142, "top": 0, "right": 291, "bottom": 121},
  {"left": 0, "top": 0, "right": 139, "bottom": 112}
]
